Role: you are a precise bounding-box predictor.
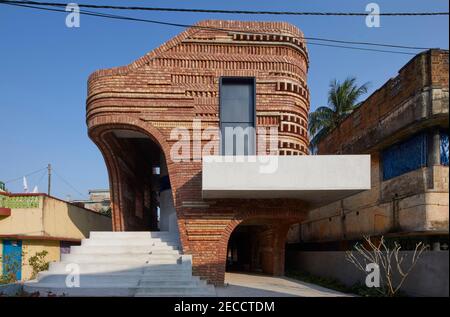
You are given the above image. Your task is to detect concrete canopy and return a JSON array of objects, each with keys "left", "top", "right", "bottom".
[{"left": 202, "top": 155, "right": 371, "bottom": 207}]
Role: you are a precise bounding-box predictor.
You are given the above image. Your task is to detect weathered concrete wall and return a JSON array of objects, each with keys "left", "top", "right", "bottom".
[
  {"left": 286, "top": 250, "right": 449, "bottom": 297},
  {"left": 292, "top": 155, "right": 449, "bottom": 243},
  {"left": 297, "top": 50, "right": 449, "bottom": 242}
]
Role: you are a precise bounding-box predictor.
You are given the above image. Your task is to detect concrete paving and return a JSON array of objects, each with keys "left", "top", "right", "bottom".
[{"left": 216, "top": 273, "right": 351, "bottom": 297}]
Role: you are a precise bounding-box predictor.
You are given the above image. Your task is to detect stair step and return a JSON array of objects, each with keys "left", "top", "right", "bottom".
[
  {"left": 36, "top": 272, "right": 196, "bottom": 285},
  {"left": 81, "top": 239, "right": 179, "bottom": 247},
  {"left": 25, "top": 231, "right": 214, "bottom": 297},
  {"left": 61, "top": 253, "right": 182, "bottom": 263},
  {"left": 70, "top": 246, "right": 181, "bottom": 254},
  {"left": 85, "top": 237, "right": 179, "bottom": 244},
  {"left": 90, "top": 231, "right": 174, "bottom": 239},
  {"left": 49, "top": 262, "right": 191, "bottom": 274}
]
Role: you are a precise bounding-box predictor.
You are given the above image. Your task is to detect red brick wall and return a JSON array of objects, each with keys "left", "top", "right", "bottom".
[{"left": 86, "top": 20, "right": 311, "bottom": 284}]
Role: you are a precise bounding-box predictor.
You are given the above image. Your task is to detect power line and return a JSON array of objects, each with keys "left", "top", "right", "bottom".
[
  {"left": 2, "top": 2, "right": 439, "bottom": 55},
  {"left": 4, "top": 167, "right": 47, "bottom": 184},
  {"left": 0, "top": 0, "right": 448, "bottom": 16},
  {"left": 1, "top": 1, "right": 439, "bottom": 51},
  {"left": 300, "top": 37, "right": 434, "bottom": 51},
  {"left": 36, "top": 169, "right": 47, "bottom": 188},
  {"left": 52, "top": 169, "right": 88, "bottom": 199},
  {"left": 305, "top": 42, "right": 416, "bottom": 55}
]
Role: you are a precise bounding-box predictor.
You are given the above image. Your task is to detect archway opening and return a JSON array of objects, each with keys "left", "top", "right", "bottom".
[
  {"left": 99, "top": 128, "right": 177, "bottom": 233},
  {"left": 226, "top": 219, "right": 289, "bottom": 276}
]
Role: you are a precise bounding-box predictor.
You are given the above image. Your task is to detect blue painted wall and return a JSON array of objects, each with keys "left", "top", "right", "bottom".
[{"left": 2, "top": 240, "right": 23, "bottom": 281}]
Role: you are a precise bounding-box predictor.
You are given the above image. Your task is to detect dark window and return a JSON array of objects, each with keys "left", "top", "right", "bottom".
[
  {"left": 440, "top": 130, "right": 449, "bottom": 166},
  {"left": 60, "top": 241, "right": 80, "bottom": 256},
  {"left": 220, "top": 77, "right": 256, "bottom": 155},
  {"left": 382, "top": 133, "right": 428, "bottom": 180}
]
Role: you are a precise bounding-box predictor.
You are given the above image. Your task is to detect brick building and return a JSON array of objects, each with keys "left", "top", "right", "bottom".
[
  {"left": 286, "top": 49, "right": 449, "bottom": 296},
  {"left": 84, "top": 20, "right": 369, "bottom": 286},
  {"left": 289, "top": 49, "right": 449, "bottom": 247}
]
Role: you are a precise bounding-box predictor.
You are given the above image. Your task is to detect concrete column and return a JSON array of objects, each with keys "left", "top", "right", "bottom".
[
  {"left": 428, "top": 129, "right": 441, "bottom": 189},
  {"left": 429, "top": 129, "right": 441, "bottom": 166},
  {"left": 259, "top": 224, "right": 290, "bottom": 276},
  {"left": 159, "top": 153, "right": 179, "bottom": 238}
]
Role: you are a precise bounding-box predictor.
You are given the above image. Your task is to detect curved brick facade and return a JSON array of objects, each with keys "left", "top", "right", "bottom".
[{"left": 86, "top": 20, "right": 310, "bottom": 284}]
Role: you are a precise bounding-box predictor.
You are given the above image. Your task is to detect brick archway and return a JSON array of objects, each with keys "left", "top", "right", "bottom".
[
  {"left": 211, "top": 211, "right": 304, "bottom": 285},
  {"left": 88, "top": 115, "right": 175, "bottom": 231},
  {"left": 85, "top": 20, "right": 313, "bottom": 285}
]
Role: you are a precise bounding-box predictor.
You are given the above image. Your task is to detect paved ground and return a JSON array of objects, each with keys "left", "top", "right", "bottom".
[{"left": 215, "top": 272, "right": 351, "bottom": 297}]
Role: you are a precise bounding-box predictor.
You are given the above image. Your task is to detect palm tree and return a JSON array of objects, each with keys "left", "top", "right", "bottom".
[{"left": 309, "top": 77, "right": 370, "bottom": 150}]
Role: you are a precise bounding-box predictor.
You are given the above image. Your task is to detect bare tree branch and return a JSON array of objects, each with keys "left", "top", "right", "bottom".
[{"left": 346, "top": 236, "right": 427, "bottom": 296}]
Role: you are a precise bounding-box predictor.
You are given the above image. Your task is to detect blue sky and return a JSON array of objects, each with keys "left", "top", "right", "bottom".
[{"left": 0, "top": 0, "right": 448, "bottom": 200}]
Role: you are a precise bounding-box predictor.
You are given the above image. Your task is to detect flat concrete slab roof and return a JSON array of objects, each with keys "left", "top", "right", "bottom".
[{"left": 202, "top": 155, "right": 371, "bottom": 206}]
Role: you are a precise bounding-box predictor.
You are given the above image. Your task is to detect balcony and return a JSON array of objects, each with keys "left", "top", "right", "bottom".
[{"left": 202, "top": 155, "right": 371, "bottom": 207}]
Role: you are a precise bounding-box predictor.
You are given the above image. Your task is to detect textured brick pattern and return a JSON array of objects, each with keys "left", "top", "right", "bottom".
[{"left": 86, "top": 20, "right": 310, "bottom": 284}]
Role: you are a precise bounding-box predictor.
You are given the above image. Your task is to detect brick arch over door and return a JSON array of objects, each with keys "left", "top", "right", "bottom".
[
  {"left": 88, "top": 115, "right": 175, "bottom": 231},
  {"left": 212, "top": 210, "right": 304, "bottom": 285}
]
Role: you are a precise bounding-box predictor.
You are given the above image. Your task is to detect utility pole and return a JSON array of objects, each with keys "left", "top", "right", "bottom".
[{"left": 47, "top": 163, "right": 51, "bottom": 196}]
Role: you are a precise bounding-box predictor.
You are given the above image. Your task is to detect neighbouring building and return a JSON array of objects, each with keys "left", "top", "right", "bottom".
[
  {"left": 286, "top": 49, "right": 449, "bottom": 297},
  {"left": 72, "top": 189, "right": 111, "bottom": 214},
  {"left": 0, "top": 192, "right": 112, "bottom": 281}
]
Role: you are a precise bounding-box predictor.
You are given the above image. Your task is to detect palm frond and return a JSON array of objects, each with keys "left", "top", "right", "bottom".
[
  {"left": 310, "top": 76, "right": 370, "bottom": 147},
  {"left": 308, "top": 106, "right": 334, "bottom": 136},
  {"left": 309, "top": 126, "right": 332, "bottom": 147}
]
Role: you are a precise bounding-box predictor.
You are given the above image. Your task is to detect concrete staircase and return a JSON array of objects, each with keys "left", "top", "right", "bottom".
[{"left": 23, "top": 232, "right": 216, "bottom": 297}]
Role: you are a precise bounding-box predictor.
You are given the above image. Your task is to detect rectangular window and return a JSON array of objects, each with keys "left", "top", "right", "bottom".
[
  {"left": 382, "top": 133, "right": 427, "bottom": 180},
  {"left": 441, "top": 130, "right": 449, "bottom": 166},
  {"left": 60, "top": 241, "right": 80, "bottom": 257},
  {"left": 219, "top": 77, "right": 256, "bottom": 155}
]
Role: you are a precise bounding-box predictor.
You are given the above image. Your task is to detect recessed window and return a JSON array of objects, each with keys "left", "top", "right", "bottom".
[
  {"left": 382, "top": 133, "right": 427, "bottom": 180},
  {"left": 220, "top": 77, "right": 256, "bottom": 155}
]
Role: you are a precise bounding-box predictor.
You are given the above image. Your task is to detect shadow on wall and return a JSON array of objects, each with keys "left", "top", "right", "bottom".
[{"left": 66, "top": 204, "right": 112, "bottom": 238}]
